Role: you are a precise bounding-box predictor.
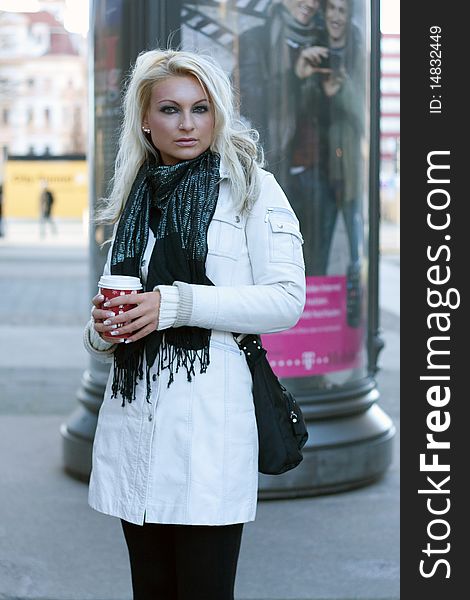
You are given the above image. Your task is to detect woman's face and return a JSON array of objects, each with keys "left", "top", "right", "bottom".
[
  {"left": 143, "top": 75, "right": 215, "bottom": 166},
  {"left": 282, "top": 0, "right": 320, "bottom": 26},
  {"left": 325, "top": 0, "right": 349, "bottom": 46}
]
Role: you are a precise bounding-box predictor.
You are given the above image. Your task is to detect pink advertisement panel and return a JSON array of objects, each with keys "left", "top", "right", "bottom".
[{"left": 262, "top": 275, "right": 364, "bottom": 378}]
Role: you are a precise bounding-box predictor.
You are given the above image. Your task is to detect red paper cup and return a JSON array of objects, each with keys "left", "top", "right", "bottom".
[{"left": 98, "top": 275, "right": 143, "bottom": 340}]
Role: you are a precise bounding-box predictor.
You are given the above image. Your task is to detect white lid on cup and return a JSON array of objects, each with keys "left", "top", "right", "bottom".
[{"left": 98, "top": 275, "right": 143, "bottom": 291}]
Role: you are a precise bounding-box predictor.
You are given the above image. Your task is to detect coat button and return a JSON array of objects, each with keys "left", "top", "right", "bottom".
[
  {"left": 235, "top": 215, "right": 240, "bottom": 223},
  {"left": 152, "top": 374, "right": 157, "bottom": 381},
  {"left": 148, "top": 414, "right": 153, "bottom": 422}
]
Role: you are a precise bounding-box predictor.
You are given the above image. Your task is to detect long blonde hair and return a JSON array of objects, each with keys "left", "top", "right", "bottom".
[{"left": 97, "top": 49, "right": 264, "bottom": 223}]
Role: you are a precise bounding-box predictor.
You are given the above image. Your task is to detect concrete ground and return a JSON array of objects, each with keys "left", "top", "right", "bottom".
[{"left": 0, "top": 218, "right": 400, "bottom": 600}]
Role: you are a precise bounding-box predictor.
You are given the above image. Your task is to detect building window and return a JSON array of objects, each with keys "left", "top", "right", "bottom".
[
  {"left": 0, "top": 33, "right": 15, "bottom": 50},
  {"left": 44, "top": 108, "right": 50, "bottom": 125},
  {"left": 27, "top": 78, "right": 34, "bottom": 88},
  {"left": 27, "top": 108, "right": 34, "bottom": 125},
  {"left": 2, "top": 146, "right": 8, "bottom": 160},
  {"left": 2, "top": 109, "right": 8, "bottom": 125}
]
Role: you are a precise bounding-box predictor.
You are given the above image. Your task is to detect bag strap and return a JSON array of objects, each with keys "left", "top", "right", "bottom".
[{"left": 233, "top": 333, "right": 265, "bottom": 369}]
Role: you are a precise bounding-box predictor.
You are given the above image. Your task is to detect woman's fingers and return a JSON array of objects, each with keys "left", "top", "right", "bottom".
[
  {"left": 92, "top": 306, "right": 118, "bottom": 323},
  {"left": 94, "top": 320, "right": 123, "bottom": 340},
  {"left": 90, "top": 292, "right": 123, "bottom": 336},
  {"left": 124, "top": 323, "right": 156, "bottom": 344},
  {"left": 91, "top": 293, "right": 117, "bottom": 322},
  {"left": 102, "top": 291, "right": 160, "bottom": 324},
  {"left": 296, "top": 46, "right": 332, "bottom": 79},
  {"left": 92, "top": 282, "right": 160, "bottom": 343},
  {"left": 303, "top": 45, "right": 328, "bottom": 63},
  {"left": 102, "top": 292, "right": 142, "bottom": 308},
  {"left": 102, "top": 291, "right": 161, "bottom": 339},
  {"left": 92, "top": 293, "right": 105, "bottom": 307},
  {"left": 105, "top": 313, "right": 153, "bottom": 337},
  {"left": 101, "top": 333, "right": 125, "bottom": 343}
]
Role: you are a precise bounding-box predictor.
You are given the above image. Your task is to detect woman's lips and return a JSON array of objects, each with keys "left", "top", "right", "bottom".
[
  {"left": 329, "top": 21, "right": 342, "bottom": 31},
  {"left": 175, "top": 138, "right": 198, "bottom": 147}
]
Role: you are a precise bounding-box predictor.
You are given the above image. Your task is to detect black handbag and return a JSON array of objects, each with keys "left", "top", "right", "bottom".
[{"left": 233, "top": 333, "right": 308, "bottom": 475}]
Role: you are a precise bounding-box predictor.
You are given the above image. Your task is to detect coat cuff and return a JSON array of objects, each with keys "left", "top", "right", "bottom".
[
  {"left": 172, "top": 281, "right": 194, "bottom": 327},
  {"left": 83, "top": 319, "right": 116, "bottom": 362},
  {"left": 153, "top": 285, "right": 180, "bottom": 330}
]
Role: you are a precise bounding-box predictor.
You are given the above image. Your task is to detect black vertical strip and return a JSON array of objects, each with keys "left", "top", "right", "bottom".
[{"left": 401, "top": 2, "right": 466, "bottom": 598}]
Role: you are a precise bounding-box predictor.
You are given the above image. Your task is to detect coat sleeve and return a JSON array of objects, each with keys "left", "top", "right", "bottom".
[
  {"left": 171, "top": 172, "right": 306, "bottom": 334},
  {"left": 83, "top": 239, "right": 117, "bottom": 357}
]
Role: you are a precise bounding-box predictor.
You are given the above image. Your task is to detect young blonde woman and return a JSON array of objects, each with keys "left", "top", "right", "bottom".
[{"left": 83, "top": 49, "right": 306, "bottom": 600}]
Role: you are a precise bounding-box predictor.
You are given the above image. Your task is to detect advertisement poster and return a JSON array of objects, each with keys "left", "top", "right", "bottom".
[
  {"left": 262, "top": 275, "right": 364, "bottom": 377},
  {"left": 182, "top": 0, "right": 369, "bottom": 387}
]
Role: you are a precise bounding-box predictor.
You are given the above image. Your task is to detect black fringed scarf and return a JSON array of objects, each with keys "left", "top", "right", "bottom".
[{"left": 110, "top": 150, "right": 220, "bottom": 405}]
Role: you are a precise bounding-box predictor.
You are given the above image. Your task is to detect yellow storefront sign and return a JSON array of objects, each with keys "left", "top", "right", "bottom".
[{"left": 3, "top": 158, "right": 88, "bottom": 218}]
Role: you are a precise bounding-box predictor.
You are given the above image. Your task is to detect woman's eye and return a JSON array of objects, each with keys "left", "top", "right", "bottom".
[
  {"left": 161, "top": 106, "right": 178, "bottom": 114},
  {"left": 193, "top": 105, "right": 209, "bottom": 113}
]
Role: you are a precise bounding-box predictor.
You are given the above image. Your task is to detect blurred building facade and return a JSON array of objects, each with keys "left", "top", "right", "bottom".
[
  {"left": 380, "top": 33, "right": 400, "bottom": 225},
  {"left": 0, "top": 7, "right": 87, "bottom": 179}
]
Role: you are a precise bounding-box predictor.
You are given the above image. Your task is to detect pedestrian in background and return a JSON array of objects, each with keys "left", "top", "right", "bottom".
[
  {"left": 39, "top": 179, "right": 57, "bottom": 238},
  {"left": 83, "top": 49, "right": 306, "bottom": 599}
]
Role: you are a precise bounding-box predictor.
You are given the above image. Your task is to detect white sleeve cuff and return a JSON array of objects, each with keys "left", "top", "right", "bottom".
[
  {"left": 83, "top": 319, "right": 116, "bottom": 362},
  {"left": 154, "top": 285, "right": 180, "bottom": 330},
  {"left": 172, "top": 281, "right": 194, "bottom": 327}
]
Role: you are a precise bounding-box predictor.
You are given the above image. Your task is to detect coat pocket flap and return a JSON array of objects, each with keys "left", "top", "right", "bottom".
[{"left": 268, "top": 218, "right": 304, "bottom": 243}]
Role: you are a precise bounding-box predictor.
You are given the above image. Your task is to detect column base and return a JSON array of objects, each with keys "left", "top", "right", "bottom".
[
  {"left": 259, "top": 403, "right": 395, "bottom": 499},
  {"left": 60, "top": 414, "right": 93, "bottom": 483},
  {"left": 61, "top": 364, "right": 108, "bottom": 481}
]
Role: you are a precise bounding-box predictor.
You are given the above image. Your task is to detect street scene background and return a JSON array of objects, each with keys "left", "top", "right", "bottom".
[
  {"left": 0, "top": 1, "right": 400, "bottom": 598},
  {"left": 0, "top": 222, "right": 399, "bottom": 600}
]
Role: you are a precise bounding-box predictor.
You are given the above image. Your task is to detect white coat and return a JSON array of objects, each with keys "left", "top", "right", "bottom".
[{"left": 86, "top": 165, "right": 306, "bottom": 526}]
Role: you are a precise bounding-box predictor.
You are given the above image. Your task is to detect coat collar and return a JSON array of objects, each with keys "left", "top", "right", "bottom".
[{"left": 219, "top": 158, "right": 230, "bottom": 180}]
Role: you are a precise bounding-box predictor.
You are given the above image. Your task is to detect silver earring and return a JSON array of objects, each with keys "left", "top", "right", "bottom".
[{"left": 142, "top": 126, "right": 150, "bottom": 134}]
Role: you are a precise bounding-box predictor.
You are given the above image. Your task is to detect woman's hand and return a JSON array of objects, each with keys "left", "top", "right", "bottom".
[
  {"left": 322, "top": 66, "right": 347, "bottom": 97},
  {"left": 96, "top": 290, "right": 161, "bottom": 344},
  {"left": 91, "top": 293, "right": 124, "bottom": 343},
  {"left": 295, "top": 46, "right": 330, "bottom": 79}
]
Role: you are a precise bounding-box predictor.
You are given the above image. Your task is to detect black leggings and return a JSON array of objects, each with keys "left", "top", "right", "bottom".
[{"left": 121, "top": 519, "right": 244, "bottom": 600}]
